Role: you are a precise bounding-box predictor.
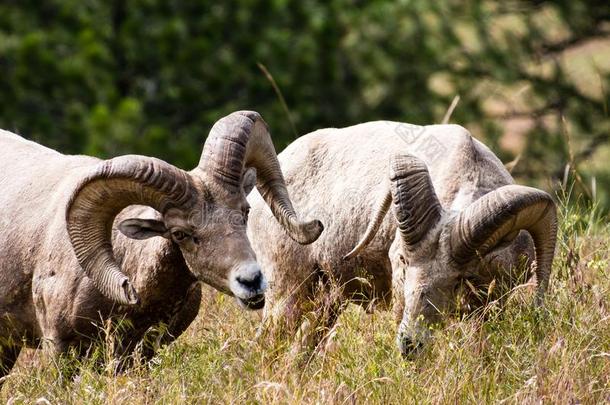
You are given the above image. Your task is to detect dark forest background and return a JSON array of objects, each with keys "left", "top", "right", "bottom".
[{"left": 1, "top": 0, "right": 608, "bottom": 209}]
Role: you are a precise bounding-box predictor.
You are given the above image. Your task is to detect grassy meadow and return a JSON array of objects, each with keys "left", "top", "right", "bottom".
[{"left": 1, "top": 194, "right": 609, "bottom": 404}]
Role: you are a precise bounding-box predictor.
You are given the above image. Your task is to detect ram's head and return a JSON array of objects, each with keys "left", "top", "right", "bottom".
[
  {"left": 67, "top": 111, "right": 323, "bottom": 309},
  {"left": 346, "top": 153, "right": 556, "bottom": 357}
]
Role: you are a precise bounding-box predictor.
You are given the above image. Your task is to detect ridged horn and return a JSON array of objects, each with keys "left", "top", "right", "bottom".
[
  {"left": 200, "top": 110, "right": 323, "bottom": 244},
  {"left": 66, "top": 156, "right": 196, "bottom": 305},
  {"left": 344, "top": 154, "right": 443, "bottom": 259},
  {"left": 390, "top": 154, "right": 443, "bottom": 250},
  {"left": 449, "top": 185, "right": 557, "bottom": 304}
]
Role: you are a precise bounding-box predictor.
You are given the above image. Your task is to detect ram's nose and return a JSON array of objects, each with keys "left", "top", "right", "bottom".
[
  {"left": 396, "top": 321, "right": 429, "bottom": 359},
  {"left": 230, "top": 263, "right": 267, "bottom": 310},
  {"left": 397, "top": 334, "right": 424, "bottom": 359}
]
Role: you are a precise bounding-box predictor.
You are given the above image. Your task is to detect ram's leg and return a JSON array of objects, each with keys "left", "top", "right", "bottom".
[
  {"left": 261, "top": 287, "right": 309, "bottom": 342},
  {"left": 259, "top": 264, "right": 346, "bottom": 360},
  {"left": 40, "top": 337, "right": 82, "bottom": 383},
  {"left": 138, "top": 282, "right": 203, "bottom": 363},
  {"left": 285, "top": 266, "right": 348, "bottom": 357},
  {"left": 295, "top": 291, "right": 345, "bottom": 357},
  {"left": 110, "top": 327, "right": 145, "bottom": 373},
  {"left": 0, "top": 343, "right": 22, "bottom": 385},
  {"left": 112, "top": 283, "right": 203, "bottom": 373},
  {"left": 163, "top": 282, "right": 202, "bottom": 347},
  {"left": 259, "top": 262, "right": 319, "bottom": 341}
]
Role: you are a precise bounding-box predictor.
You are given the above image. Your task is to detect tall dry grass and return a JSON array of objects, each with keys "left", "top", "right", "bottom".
[{"left": 1, "top": 191, "right": 608, "bottom": 404}]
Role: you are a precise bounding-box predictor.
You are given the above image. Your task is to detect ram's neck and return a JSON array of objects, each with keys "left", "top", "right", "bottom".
[{"left": 111, "top": 206, "right": 196, "bottom": 308}]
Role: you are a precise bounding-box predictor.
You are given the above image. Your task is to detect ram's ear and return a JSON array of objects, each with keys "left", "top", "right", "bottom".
[
  {"left": 242, "top": 167, "right": 257, "bottom": 195},
  {"left": 118, "top": 218, "right": 169, "bottom": 240}
]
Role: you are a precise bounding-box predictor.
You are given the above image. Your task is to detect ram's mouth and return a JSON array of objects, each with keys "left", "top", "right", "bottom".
[
  {"left": 238, "top": 294, "right": 265, "bottom": 310},
  {"left": 398, "top": 337, "right": 425, "bottom": 360}
]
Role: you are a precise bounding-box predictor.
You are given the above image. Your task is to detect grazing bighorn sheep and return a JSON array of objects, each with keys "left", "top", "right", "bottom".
[
  {"left": 247, "top": 121, "right": 556, "bottom": 356},
  {"left": 0, "top": 111, "right": 323, "bottom": 377}
]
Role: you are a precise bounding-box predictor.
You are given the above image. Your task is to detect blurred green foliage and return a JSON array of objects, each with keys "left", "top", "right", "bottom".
[{"left": 0, "top": 0, "right": 608, "bottom": 208}]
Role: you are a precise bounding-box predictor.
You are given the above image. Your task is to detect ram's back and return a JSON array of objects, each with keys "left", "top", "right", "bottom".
[{"left": 248, "top": 122, "right": 513, "bottom": 298}]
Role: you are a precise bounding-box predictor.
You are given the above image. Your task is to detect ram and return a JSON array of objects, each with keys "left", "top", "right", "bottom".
[
  {"left": 247, "top": 121, "right": 556, "bottom": 356},
  {"left": 0, "top": 111, "right": 323, "bottom": 377}
]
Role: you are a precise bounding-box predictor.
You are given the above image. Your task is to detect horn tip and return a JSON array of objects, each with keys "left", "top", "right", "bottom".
[
  {"left": 343, "top": 250, "right": 357, "bottom": 261},
  {"left": 307, "top": 219, "right": 325, "bottom": 243},
  {"left": 294, "top": 219, "right": 324, "bottom": 245},
  {"left": 121, "top": 279, "right": 140, "bottom": 305}
]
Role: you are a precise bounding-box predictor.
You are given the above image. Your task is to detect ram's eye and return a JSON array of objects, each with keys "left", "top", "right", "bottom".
[{"left": 171, "top": 230, "right": 189, "bottom": 243}]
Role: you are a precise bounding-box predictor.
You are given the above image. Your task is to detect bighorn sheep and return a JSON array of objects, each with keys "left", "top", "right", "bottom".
[
  {"left": 247, "top": 121, "right": 556, "bottom": 356},
  {"left": 0, "top": 111, "right": 323, "bottom": 377}
]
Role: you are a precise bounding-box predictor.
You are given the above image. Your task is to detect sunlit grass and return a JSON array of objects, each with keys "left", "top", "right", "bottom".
[{"left": 2, "top": 199, "right": 608, "bottom": 404}]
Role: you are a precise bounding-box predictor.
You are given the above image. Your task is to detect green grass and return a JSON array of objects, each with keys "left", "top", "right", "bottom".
[{"left": 2, "top": 198, "right": 609, "bottom": 404}]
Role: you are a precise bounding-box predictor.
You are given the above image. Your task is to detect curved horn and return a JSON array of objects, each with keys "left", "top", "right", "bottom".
[
  {"left": 449, "top": 185, "right": 557, "bottom": 304},
  {"left": 344, "top": 154, "right": 443, "bottom": 259},
  {"left": 67, "top": 156, "right": 195, "bottom": 305},
  {"left": 344, "top": 190, "right": 391, "bottom": 260},
  {"left": 200, "top": 111, "right": 323, "bottom": 244},
  {"left": 390, "top": 154, "right": 443, "bottom": 250}
]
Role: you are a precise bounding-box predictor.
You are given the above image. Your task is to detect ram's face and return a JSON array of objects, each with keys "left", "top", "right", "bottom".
[
  {"left": 390, "top": 225, "right": 537, "bottom": 358},
  {"left": 118, "top": 185, "right": 267, "bottom": 310},
  {"left": 389, "top": 228, "right": 462, "bottom": 357},
  {"left": 169, "top": 196, "right": 266, "bottom": 310}
]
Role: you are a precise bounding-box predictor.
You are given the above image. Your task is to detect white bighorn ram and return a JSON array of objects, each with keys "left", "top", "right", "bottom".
[
  {"left": 247, "top": 121, "right": 556, "bottom": 356},
  {"left": 0, "top": 111, "right": 323, "bottom": 377}
]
